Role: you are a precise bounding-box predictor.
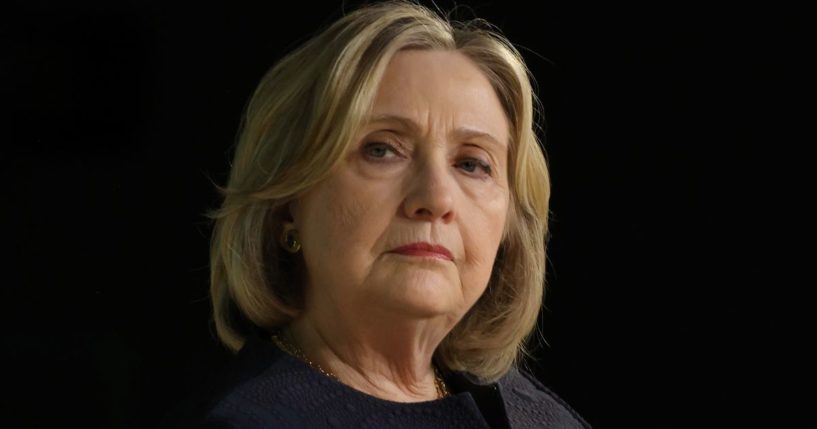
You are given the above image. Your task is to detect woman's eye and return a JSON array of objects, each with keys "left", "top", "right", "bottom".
[
  {"left": 363, "top": 142, "right": 399, "bottom": 159},
  {"left": 457, "top": 158, "right": 492, "bottom": 176}
]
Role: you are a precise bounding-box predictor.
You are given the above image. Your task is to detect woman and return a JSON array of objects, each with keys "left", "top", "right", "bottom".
[{"left": 182, "top": 1, "right": 590, "bottom": 427}]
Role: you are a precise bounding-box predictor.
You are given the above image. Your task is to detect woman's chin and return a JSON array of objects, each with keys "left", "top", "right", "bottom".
[
  {"left": 389, "top": 294, "right": 454, "bottom": 318},
  {"left": 368, "top": 275, "right": 460, "bottom": 318}
]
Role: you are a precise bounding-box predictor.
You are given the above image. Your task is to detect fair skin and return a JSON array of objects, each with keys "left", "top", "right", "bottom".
[{"left": 283, "top": 49, "right": 511, "bottom": 402}]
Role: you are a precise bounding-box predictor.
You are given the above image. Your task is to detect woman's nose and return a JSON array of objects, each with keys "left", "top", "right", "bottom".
[{"left": 401, "top": 154, "right": 456, "bottom": 223}]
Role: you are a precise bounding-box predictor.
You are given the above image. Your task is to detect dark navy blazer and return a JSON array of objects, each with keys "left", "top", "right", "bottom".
[{"left": 162, "top": 334, "right": 590, "bottom": 428}]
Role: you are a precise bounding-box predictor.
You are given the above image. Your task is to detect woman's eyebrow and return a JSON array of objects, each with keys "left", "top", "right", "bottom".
[
  {"left": 367, "top": 114, "right": 420, "bottom": 133},
  {"left": 453, "top": 127, "right": 506, "bottom": 150},
  {"left": 366, "top": 114, "right": 505, "bottom": 149}
]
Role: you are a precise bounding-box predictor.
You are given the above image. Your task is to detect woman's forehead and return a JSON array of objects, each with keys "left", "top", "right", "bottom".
[{"left": 366, "top": 50, "right": 510, "bottom": 143}]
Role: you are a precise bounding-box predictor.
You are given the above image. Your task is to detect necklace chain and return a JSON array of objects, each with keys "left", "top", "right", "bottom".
[
  {"left": 270, "top": 330, "right": 338, "bottom": 380},
  {"left": 270, "top": 329, "right": 450, "bottom": 399}
]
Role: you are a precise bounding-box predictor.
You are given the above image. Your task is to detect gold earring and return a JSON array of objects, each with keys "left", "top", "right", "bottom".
[{"left": 281, "top": 228, "right": 301, "bottom": 253}]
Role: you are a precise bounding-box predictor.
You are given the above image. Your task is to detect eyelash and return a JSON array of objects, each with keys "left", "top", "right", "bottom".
[
  {"left": 362, "top": 142, "right": 493, "bottom": 177},
  {"left": 363, "top": 142, "right": 400, "bottom": 160},
  {"left": 457, "top": 158, "right": 493, "bottom": 176}
]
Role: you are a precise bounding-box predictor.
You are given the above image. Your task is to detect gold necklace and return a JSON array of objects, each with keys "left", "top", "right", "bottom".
[
  {"left": 270, "top": 330, "right": 451, "bottom": 399},
  {"left": 270, "top": 330, "right": 338, "bottom": 381}
]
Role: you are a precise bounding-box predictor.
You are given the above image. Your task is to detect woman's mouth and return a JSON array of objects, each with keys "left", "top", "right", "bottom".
[{"left": 387, "top": 242, "right": 454, "bottom": 261}]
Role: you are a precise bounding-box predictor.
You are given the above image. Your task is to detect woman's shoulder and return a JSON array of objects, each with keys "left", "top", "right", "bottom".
[
  {"left": 496, "top": 366, "right": 592, "bottom": 429},
  {"left": 159, "top": 335, "right": 295, "bottom": 428},
  {"left": 161, "top": 336, "right": 591, "bottom": 429},
  {"left": 163, "top": 335, "right": 492, "bottom": 428}
]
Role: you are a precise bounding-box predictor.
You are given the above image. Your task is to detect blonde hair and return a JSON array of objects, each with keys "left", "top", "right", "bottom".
[{"left": 206, "top": 0, "right": 550, "bottom": 383}]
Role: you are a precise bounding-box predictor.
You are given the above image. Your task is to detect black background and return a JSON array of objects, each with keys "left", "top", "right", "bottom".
[{"left": 3, "top": 1, "right": 804, "bottom": 427}]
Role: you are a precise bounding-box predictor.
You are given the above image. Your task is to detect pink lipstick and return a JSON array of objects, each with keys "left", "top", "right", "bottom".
[{"left": 388, "top": 242, "right": 454, "bottom": 261}]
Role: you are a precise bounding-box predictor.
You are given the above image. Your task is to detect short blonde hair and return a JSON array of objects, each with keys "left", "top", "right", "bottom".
[{"left": 206, "top": 0, "right": 550, "bottom": 383}]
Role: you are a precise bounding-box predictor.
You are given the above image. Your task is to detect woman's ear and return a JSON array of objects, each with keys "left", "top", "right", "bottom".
[
  {"left": 278, "top": 199, "right": 299, "bottom": 229},
  {"left": 278, "top": 200, "right": 303, "bottom": 254}
]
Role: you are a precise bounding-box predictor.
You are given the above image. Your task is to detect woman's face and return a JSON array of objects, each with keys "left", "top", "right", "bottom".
[{"left": 291, "top": 50, "right": 510, "bottom": 323}]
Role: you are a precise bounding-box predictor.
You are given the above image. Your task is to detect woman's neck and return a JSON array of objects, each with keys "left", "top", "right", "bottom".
[{"left": 284, "top": 311, "right": 451, "bottom": 402}]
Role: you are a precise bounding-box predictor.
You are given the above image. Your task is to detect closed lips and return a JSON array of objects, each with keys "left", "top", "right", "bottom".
[{"left": 388, "top": 242, "right": 454, "bottom": 261}]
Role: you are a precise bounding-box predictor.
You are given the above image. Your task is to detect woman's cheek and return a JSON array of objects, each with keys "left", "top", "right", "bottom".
[
  {"left": 328, "top": 170, "right": 393, "bottom": 239},
  {"left": 462, "top": 196, "right": 507, "bottom": 267}
]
